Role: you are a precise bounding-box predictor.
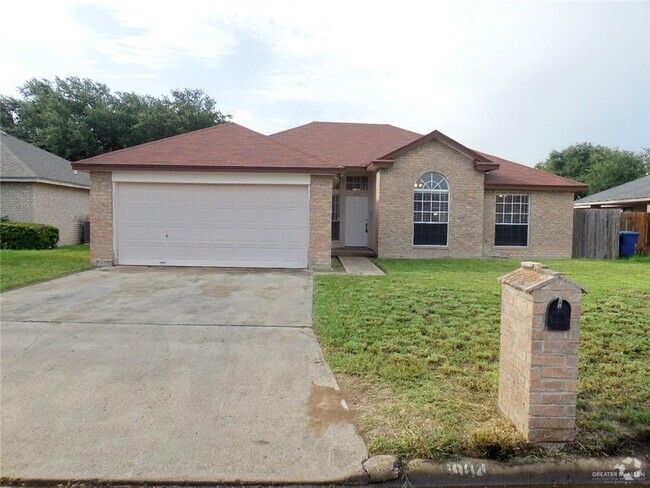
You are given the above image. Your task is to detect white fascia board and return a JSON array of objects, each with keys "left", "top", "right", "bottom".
[
  {"left": 573, "top": 197, "right": 650, "bottom": 207},
  {"left": 111, "top": 171, "right": 311, "bottom": 185},
  {"left": 1, "top": 177, "right": 89, "bottom": 190}
]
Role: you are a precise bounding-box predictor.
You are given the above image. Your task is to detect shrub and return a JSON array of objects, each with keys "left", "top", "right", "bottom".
[{"left": 0, "top": 222, "right": 59, "bottom": 250}]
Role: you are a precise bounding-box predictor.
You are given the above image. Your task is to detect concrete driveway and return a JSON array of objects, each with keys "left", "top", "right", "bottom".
[{"left": 1, "top": 267, "right": 368, "bottom": 483}]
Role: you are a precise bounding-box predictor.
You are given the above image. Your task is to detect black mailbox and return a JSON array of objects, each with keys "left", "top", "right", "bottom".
[{"left": 546, "top": 298, "right": 571, "bottom": 331}]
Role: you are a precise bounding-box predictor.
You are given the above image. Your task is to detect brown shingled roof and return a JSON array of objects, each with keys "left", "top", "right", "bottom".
[
  {"left": 71, "top": 120, "right": 587, "bottom": 192},
  {"left": 72, "top": 123, "right": 340, "bottom": 172},
  {"left": 270, "top": 121, "right": 421, "bottom": 167},
  {"left": 478, "top": 151, "right": 588, "bottom": 191}
]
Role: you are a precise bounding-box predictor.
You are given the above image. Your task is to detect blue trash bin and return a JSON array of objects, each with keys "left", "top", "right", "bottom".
[{"left": 619, "top": 231, "right": 640, "bottom": 257}]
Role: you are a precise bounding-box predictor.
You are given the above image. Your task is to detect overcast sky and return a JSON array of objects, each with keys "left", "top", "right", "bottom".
[{"left": 2, "top": 0, "right": 648, "bottom": 166}]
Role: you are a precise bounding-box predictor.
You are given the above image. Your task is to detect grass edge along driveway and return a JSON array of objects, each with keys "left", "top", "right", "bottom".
[
  {"left": 0, "top": 244, "right": 92, "bottom": 292},
  {"left": 313, "top": 258, "right": 650, "bottom": 460}
]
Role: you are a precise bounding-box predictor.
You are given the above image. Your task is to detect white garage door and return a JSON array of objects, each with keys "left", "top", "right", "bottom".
[{"left": 115, "top": 182, "right": 309, "bottom": 268}]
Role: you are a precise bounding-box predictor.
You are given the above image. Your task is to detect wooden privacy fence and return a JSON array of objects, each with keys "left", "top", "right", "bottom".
[
  {"left": 621, "top": 211, "right": 650, "bottom": 255},
  {"left": 573, "top": 209, "right": 620, "bottom": 258},
  {"left": 573, "top": 209, "right": 650, "bottom": 258}
]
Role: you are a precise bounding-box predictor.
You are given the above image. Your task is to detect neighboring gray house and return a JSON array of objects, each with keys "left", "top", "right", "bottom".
[
  {"left": 1, "top": 133, "right": 90, "bottom": 245},
  {"left": 574, "top": 175, "right": 650, "bottom": 212}
]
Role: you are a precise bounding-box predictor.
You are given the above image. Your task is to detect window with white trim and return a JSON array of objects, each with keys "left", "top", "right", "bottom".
[
  {"left": 495, "top": 194, "right": 530, "bottom": 246},
  {"left": 413, "top": 172, "right": 449, "bottom": 246}
]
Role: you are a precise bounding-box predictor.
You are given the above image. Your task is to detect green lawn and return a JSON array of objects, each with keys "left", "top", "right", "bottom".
[
  {"left": 314, "top": 258, "right": 650, "bottom": 460},
  {"left": 0, "top": 244, "right": 92, "bottom": 292}
]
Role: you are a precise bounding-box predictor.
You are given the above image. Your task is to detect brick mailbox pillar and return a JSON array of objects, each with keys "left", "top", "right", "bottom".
[{"left": 498, "top": 261, "right": 587, "bottom": 445}]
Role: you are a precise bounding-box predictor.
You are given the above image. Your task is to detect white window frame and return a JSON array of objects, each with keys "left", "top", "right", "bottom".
[
  {"left": 494, "top": 193, "right": 531, "bottom": 248},
  {"left": 413, "top": 172, "right": 450, "bottom": 247}
]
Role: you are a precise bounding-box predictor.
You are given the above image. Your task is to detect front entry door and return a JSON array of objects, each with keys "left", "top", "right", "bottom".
[{"left": 344, "top": 195, "right": 369, "bottom": 247}]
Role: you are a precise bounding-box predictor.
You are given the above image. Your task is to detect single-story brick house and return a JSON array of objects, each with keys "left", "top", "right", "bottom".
[
  {"left": 1, "top": 133, "right": 90, "bottom": 245},
  {"left": 71, "top": 122, "right": 587, "bottom": 269}
]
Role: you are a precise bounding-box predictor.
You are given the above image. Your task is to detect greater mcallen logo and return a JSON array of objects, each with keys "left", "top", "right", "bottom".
[
  {"left": 593, "top": 457, "right": 646, "bottom": 483},
  {"left": 614, "top": 457, "right": 645, "bottom": 482}
]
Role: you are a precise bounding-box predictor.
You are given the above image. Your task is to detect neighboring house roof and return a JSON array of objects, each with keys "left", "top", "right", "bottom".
[
  {"left": 1, "top": 133, "right": 90, "bottom": 188},
  {"left": 270, "top": 121, "right": 422, "bottom": 167},
  {"left": 71, "top": 120, "right": 586, "bottom": 192},
  {"left": 574, "top": 174, "right": 650, "bottom": 206},
  {"left": 71, "top": 123, "right": 338, "bottom": 172},
  {"left": 478, "top": 152, "right": 588, "bottom": 192}
]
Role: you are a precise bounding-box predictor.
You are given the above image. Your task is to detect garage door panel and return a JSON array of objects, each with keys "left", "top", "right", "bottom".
[{"left": 116, "top": 183, "right": 309, "bottom": 268}]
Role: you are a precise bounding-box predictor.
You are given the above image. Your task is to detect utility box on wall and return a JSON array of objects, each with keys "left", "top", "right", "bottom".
[{"left": 498, "top": 262, "right": 587, "bottom": 445}]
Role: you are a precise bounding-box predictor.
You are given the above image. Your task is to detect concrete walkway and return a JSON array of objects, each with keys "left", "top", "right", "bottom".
[
  {"left": 338, "top": 256, "right": 385, "bottom": 275},
  {"left": 1, "top": 267, "right": 368, "bottom": 484}
]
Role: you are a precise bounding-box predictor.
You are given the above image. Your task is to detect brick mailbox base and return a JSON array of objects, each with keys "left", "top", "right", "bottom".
[{"left": 498, "top": 262, "right": 587, "bottom": 444}]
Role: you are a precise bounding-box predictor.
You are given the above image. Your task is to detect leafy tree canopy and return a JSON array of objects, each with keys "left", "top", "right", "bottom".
[
  {"left": 536, "top": 143, "right": 649, "bottom": 197},
  {"left": 1, "top": 77, "right": 230, "bottom": 161}
]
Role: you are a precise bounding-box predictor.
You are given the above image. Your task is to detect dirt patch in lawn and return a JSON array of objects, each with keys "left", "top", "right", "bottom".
[
  {"left": 336, "top": 373, "right": 395, "bottom": 443},
  {"left": 308, "top": 383, "right": 354, "bottom": 435}
]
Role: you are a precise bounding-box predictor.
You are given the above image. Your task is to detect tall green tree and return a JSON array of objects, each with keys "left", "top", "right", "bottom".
[
  {"left": 1, "top": 77, "right": 230, "bottom": 161},
  {"left": 536, "top": 143, "right": 649, "bottom": 197}
]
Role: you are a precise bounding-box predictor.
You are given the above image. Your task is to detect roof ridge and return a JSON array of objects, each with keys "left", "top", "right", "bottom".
[
  {"left": 231, "top": 123, "right": 338, "bottom": 166},
  {"left": 270, "top": 120, "right": 422, "bottom": 137},
  {"left": 266, "top": 134, "right": 340, "bottom": 167},
  {"left": 270, "top": 121, "right": 317, "bottom": 137},
  {"left": 311, "top": 121, "right": 389, "bottom": 125},
  {"left": 384, "top": 124, "right": 422, "bottom": 136}
]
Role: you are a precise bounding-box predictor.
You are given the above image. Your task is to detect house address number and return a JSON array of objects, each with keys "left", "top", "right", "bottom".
[{"left": 446, "top": 462, "right": 487, "bottom": 477}]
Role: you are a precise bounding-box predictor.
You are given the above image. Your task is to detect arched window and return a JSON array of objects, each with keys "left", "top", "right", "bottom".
[{"left": 413, "top": 172, "right": 449, "bottom": 246}]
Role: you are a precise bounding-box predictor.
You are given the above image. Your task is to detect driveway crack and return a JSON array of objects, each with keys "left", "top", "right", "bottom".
[{"left": 6, "top": 321, "right": 62, "bottom": 367}]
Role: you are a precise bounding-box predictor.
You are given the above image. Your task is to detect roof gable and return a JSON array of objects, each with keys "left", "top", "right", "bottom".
[
  {"left": 0, "top": 133, "right": 89, "bottom": 187},
  {"left": 379, "top": 129, "right": 495, "bottom": 165},
  {"left": 72, "top": 123, "right": 338, "bottom": 172}
]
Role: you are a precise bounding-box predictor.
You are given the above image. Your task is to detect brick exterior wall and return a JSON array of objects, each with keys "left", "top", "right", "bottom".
[
  {"left": 374, "top": 140, "right": 576, "bottom": 259},
  {"left": 83, "top": 163, "right": 574, "bottom": 266},
  {"left": 1, "top": 182, "right": 34, "bottom": 222},
  {"left": 498, "top": 263, "right": 583, "bottom": 444},
  {"left": 376, "top": 140, "right": 485, "bottom": 258},
  {"left": 89, "top": 172, "right": 114, "bottom": 266},
  {"left": 309, "top": 175, "right": 333, "bottom": 269},
  {"left": 1, "top": 181, "right": 88, "bottom": 246},
  {"left": 483, "top": 190, "right": 574, "bottom": 258},
  {"left": 32, "top": 183, "right": 89, "bottom": 246}
]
